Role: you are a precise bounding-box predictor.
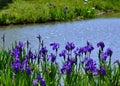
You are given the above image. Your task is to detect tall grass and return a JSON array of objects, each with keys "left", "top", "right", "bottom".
[
  {"left": 0, "top": 35, "right": 120, "bottom": 86},
  {"left": 0, "top": 0, "right": 120, "bottom": 25}
]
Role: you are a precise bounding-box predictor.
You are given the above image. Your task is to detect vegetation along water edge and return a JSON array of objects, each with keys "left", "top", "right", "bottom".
[
  {"left": 0, "top": 0, "right": 120, "bottom": 25},
  {"left": 0, "top": 35, "right": 120, "bottom": 86}
]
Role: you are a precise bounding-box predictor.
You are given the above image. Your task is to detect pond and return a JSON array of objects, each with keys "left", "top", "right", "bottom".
[{"left": 0, "top": 18, "right": 120, "bottom": 62}]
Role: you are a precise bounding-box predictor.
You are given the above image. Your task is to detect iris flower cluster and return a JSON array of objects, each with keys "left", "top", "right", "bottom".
[
  {"left": 33, "top": 75, "right": 46, "bottom": 86},
  {"left": 97, "top": 41, "right": 113, "bottom": 61},
  {"left": 10, "top": 42, "right": 32, "bottom": 75},
  {"left": 6, "top": 37, "right": 119, "bottom": 86},
  {"left": 82, "top": 57, "right": 106, "bottom": 76},
  {"left": 61, "top": 57, "right": 75, "bottom": 74}
]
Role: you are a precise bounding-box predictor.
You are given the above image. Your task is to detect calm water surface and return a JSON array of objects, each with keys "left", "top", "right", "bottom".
[{"left": 0, "top": 18, "right": 120, "bottom": 62}]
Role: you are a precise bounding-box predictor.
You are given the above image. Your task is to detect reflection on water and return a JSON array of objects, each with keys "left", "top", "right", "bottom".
[{"left": 0, "top": 18, "right": 120, "bottom": 62}]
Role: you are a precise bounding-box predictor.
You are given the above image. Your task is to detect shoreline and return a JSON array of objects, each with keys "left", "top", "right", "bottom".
[
  {"left": 0, "top": 0, "right": 120, "bottom": 26},
  {"left": 0, "top": 11, "right": 120, "bottom": 26}
]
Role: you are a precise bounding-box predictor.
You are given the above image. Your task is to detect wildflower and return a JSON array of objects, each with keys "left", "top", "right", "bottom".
[
  {"left": 50, "top": 42, "right": 60, "bottom": 51},
  {"left": 22, "top": 59, "right": 31, "bottom": 75},
  {"left": 65, "top": 42, "right": 75, "bottom": 51},
  {"left": 99, "top": 66, "right": 106, "bottom": 76},
  {"left": 26, "top": 50, "right": 36, "bottom": 59},
  {"left": 24, "top": 65, "right": 31, "bottom": 75},
  {"left": 18, "top": 41, "right": 24, "bottom": 48},
  {"left": 74, "top": 48, "right": 81, "bottom": 56},
  {"left": 85, "top": 58, "right": 95, "bottom": 72},
  {"left": 22, "top": 59, "right": 28, "bottom": 67},
  {"left": 61, "top": 58, "right": 75, "bottom": 74},
  {"left": 12, "top": 48, "right": 20, "bottom": 58},
  {"left": 97, "top": 41, "right": 105, "bottom": 50},
  {"left": 92, "top": 67, "right": 99, "bottom": 76},
  {"left": 106, "top": 48, "right": 113, "bottom": 57},
  {"left": 82, "top": 58, "right": 98, "bottom": 75},
  {"left": 69, "top": 58, "right": 75, "bottom": 66},
  {"left": 114, "top": 60, "right": 119, "bottom": 64},
  {"left": 79, "top": 42, "right": 94, "bottom": 54},
  {"left": 81, "top": 57, "right": 89, "bottom": 64},
  {"left": 61, "top": 61, "right": 72, "bottom": 74},
  {"left": 37, "top": 76, "right": 46, "bottom": 86},
  {"left": 59, "top": 50, "right": 67, "bottom": 57},
  {"left": 101, "top": 52, "right": 108, "bottom": 61},
  {"left": 79, "top": 47, "right": 85, "bottom": 54},
  {"left": 39, "top": 46, "right": 48, "bottom": 57},
  {"left": 49, "top": 53, "right": 56, "bottom": 63},
  {"left": 33, "top": 79, "right": 38, "bottom": 86},
  {"left": 83, "top": 46, "right": 88, "bottom": 54},
  {"left": 86, "top": 42, "right": 94, "bottom": 53},
  {"left": 11, "top": 59, "right": 21, "bottom": 73},
  {"left": 9, "top": 42, "right": 25, "bottom": 58}
]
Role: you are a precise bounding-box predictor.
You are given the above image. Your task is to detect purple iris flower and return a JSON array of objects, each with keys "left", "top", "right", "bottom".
[
  {"left": 65, "top": 42, "right": 75, "bottom": 51},
  {"left": 74, "top": 48, "right": 81, "bottom": 56},
  {"left": 59, "top": 50, "right": 67, "bottom": 57},
  {"left": 22, "top": 59, "right": 31, "bottom": 75},
  {"left": 9, "top": 42, "right": 25, "bottom": 58},
  {"left": 101, "top": 52, "right": 108, "bottom": 61},
  {"left": 25, "top": 65, "right": 31, "bottom": 75},
  {"left": 37, "top": 76, "right": 46, "bottom": 86},
  {"left": 18, "top": 41, "right": 24, "bottom": 48},
  {"left": 39, "top": 46, "right": 48, "bottom": 57},
  {"left": 106, "top": 48, "right": 113, "bottom": 57},
  {"left": 61, "top": 61, "right": 72, "bottom": 74},
  {"left": 97, "top": 41, "right": 105, "bottom": 50},
  {"left": 69, "top": 58, "right": 75, "bottom": 66},
  {"left": 92, "top": 67, "right": 99, "bottom": 76},
  {"left": 50, "top": 42, "right": 60, "bottom": 51},
  {"left": 80, "top": 42, "right": 94, "bottom": 54},
  {"left": 81, "top": 57, "right": 89, "bottom": 64},
  {"left": 114, "top": 60, "right": 119, "bottom": 64},
  {"left": 33, "top": 79, "right": 38, "bottom": 86},
  {"left": 61, "top": 58, "right": 75, "bottom": 74},
  {"left": 11, "top": 60, "right": 21, "bottom": 73},
  {"left": 49, "top": 53, "right": 56, "bottom": 63},
  {"left": 26, "top": 50, "right": 36, "bottom": 59},
  {"left": 10, "top": 42, "right": 32, "bottom": 75},
  {"left": 100, "top": 66, "right": 106, "bottom": 76},
  {"left": 83, "top": 46, "right": 88, "bottom": 53},
  {"left": 87, "top": 43, "right": 94, "bottom": 53},
  {"left": 82, "top": 58, "right": 98, "bottom": 75},
  {"left": 12, "top": 48, "right": 20, "bottom": 58}
]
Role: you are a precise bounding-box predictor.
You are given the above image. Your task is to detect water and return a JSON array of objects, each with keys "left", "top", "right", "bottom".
[{"left": 0, "top": 18, "right": 120, "bottom": 62}]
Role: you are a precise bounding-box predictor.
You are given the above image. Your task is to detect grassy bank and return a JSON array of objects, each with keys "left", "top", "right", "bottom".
[{"left": 0, "top": 0, "right": 120, "bottom": 25}]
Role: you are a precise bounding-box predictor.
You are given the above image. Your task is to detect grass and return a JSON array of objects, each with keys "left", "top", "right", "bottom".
[
  {"left": 0, "top": 35, "right": 120, "bottom": 86},
  {"left": 0, "top": 0, "right": 120, "bottom": 25}
]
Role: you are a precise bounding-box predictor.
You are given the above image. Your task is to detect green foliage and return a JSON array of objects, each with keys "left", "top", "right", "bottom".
[
  {"left": 0, "top": 37, "right": 120, "bottom": 86},
  {"left": 0, "top": 0, "right": 120, "bottom": 25}
]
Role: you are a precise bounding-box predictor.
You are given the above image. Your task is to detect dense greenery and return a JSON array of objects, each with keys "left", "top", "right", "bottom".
[
  {"left": 0, "top": 35, "right": 120, "bottom": 86},
  {"left": 0, "top": 0, "right": 120, "bottom": 25}
]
